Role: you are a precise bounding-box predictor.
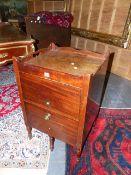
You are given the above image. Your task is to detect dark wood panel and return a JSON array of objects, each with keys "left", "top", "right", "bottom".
[
  {"left": 25, "top": 17, "right": 71, "bottom": 49},
  {"left": 0, "top": 23, "right": 27, "bottom": 43}
]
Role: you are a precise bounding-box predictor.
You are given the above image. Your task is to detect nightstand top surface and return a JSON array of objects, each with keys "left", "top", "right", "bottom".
[{"left": 25, "top": 46, "right": 107, "bottom": 76}]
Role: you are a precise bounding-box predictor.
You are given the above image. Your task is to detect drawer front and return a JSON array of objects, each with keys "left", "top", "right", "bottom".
[
  {"left": 0, "top": 46, "right": 28, "bottom": 62},
  {"left": 21, "top": 76, "right": 80, "bottom": 120},
  {"left": 18, "top": 63, "right": 83, "bottom": 88},
  {"left": 25, "top": 102, "right": 78, "bottom": 146}
]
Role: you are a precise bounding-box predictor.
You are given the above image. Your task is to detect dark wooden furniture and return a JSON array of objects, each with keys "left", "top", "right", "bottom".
[
  {"left": 0, "top": 22, "right": 34, "bottom": 66},
  {"left": 13, "top": 43, "right": 109, "bottom": 159},
  {"left": 25, "top": 11, "right": 73, "bottom": 49}
]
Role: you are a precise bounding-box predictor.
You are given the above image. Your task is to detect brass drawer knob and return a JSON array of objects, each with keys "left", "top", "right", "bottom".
[
  {"left": 44, "top": 113, "right": 51, "bottom": 120},
  {"left": 44, "top": 100, "right": 51, "bottom": 107},
  {"left": 0, "top": 53, "right": 8, "bottom": 59}
]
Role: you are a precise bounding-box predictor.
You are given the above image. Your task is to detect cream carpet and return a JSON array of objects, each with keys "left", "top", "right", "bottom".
[{"left": 0, "top": 65, "right": 50, "bottom": 174}]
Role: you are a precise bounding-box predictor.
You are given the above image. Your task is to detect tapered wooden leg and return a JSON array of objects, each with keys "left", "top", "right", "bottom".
[
  {"left": 49, "top": 137, "right": 55, "bottom": 151},
  {"left": 27, "top": 126, "right": 32, "bottom": 139}
]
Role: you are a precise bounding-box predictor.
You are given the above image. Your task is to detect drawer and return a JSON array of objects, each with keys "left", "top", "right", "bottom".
[
  {"left": 25, "top": 102, "right": 78, "bottom": 146},
  {"left": 21, "top": 75, "right": 81, "bottom": 120},
  {"left": 18, "top": 63, "right": 83, "bottom": 88},
  {"left": 0, "top": 46, "right": 28, "bottom": 61}
]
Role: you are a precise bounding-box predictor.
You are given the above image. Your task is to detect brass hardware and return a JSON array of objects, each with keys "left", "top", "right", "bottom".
[
  {"left": 31, "top": 44, "right": 35, "bottom": 52},
  {"left": 44, "top": 100, "right": 51, "bottom": 107},
  {"left": 0, "top": 53, "right": 8, "bottom": 59},
  {"left": 71, "top": 27, "right": 124, "bottom": 47},
  {"left": 44, "top": 113, "right": 51, "bottom": 120}
]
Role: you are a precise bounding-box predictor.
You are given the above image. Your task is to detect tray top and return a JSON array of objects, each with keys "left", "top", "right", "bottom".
[{"left": 25, "top": 45, "right": 107, "bottom": 76}]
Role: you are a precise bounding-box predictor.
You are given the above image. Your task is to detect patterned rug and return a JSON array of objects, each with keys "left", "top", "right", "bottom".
[
  {"left": 66, "top": 101, "right": 131, "bottom": 175},
  {"left": 0, "top": 65, "right": 50, "bottom": 170}
]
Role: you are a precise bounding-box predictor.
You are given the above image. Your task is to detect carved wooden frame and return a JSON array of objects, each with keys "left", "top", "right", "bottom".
[{"left": 72, "top": 5, "right": 131, "bottom": 48}]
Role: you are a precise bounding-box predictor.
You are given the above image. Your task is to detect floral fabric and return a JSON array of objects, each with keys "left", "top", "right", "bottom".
[{"left": 27, "top": 11, "right": 73, "bottom": 28}]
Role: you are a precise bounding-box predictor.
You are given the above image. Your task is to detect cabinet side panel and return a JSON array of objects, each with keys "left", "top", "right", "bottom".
[
  {"left": 82, "top": 58, "right": 109, "bottom": 145},
  {"left": 89, "top": 58, "right": 109, "bottom": 105}
]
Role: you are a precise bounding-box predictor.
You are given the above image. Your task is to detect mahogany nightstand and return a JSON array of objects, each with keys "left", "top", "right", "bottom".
[{"left": 13, "top": 44, "right": 109, "bottom": 159}]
